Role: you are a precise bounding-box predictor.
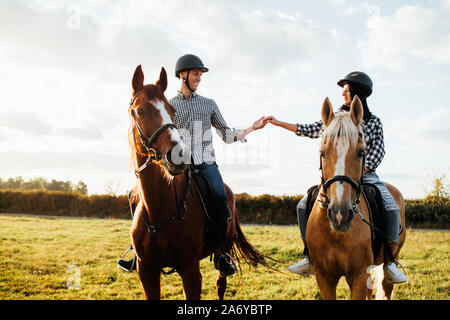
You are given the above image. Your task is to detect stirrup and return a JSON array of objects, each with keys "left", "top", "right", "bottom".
[
  {"left": 120, "top": 247, "right": 134, "bottom": 260},
  {"left": 384, "top": 259, "right": 407, "bottom": 284},
  {"left": 393, "top": 259, "right": 407, "bottom": 275},
  {"left": 117, "top": 247, "right": 136, "bottom": 272}
]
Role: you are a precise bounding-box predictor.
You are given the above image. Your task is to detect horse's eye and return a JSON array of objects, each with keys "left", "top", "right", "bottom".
[{"left": 320, "top": 151, "right": 325, "bottom": 158}]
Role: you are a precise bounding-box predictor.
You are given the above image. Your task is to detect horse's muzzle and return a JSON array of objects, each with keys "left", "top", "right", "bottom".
[
  {"left": 163, "top": 145, "right": 187, "bottom": 176},
  {"left": 327, "top": 203, "right": 354, "bottom": 232}
]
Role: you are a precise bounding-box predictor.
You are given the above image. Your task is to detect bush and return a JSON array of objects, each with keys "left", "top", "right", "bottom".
[
  {"left": 405, "top": 197, "right": 450, "bottom": 228},
  {"left": 0, "top": 190, "right": 129, "bottom": 219},
  {"left": 1, "top": 190, "right": 449, "bottom": 229}
]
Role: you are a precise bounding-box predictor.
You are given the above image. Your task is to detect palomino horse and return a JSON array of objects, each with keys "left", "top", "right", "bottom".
[
  {"left": 306, "top": 96, "right": 406, "bottom": 300},
  {"left": 127, "top": 65, "right": 269, "bottom": 300}
]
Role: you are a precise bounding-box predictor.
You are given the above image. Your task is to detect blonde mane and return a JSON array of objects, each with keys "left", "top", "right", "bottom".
[{"left": 322, "top": 111, "right": 363, "bottom": 147}]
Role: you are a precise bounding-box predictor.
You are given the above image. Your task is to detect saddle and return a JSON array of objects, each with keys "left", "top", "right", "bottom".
[{"left": 305, "top": 183, "right": 384, "bottom": 261}]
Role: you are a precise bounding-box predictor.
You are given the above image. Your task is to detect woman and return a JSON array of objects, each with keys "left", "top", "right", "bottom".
[{"left": 265, "top": 71, "right": 407, "bottom": 284}]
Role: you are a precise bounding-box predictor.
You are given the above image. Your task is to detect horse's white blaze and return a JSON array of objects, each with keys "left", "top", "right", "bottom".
[
  {"left": 335, "top": 140, "right": 349, "bottom": 203},
  {"left": 153, "top": 100, "right": 185, "bottom": 148}
]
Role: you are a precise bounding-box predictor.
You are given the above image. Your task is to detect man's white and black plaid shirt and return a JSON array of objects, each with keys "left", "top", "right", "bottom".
[
  {"left": 295, "top": 107, "right": 385, "bottom": 171},
  {"left": 170, "top": 92, "right": 245, "bottom": 165}
]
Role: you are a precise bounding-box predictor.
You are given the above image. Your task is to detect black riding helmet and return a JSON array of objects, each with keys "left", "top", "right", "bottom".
[
  {"left": 175, "top": 54, "right": 208, "bottom": 92},
  {"left": 338, "top": 71, "right": 373, "bottom": 121},
  {"left": 337, "top": 71, "right": 373, "bottom": 97},
  {"left": 175, "top": 54, "right": 209, "bottom": 78}
]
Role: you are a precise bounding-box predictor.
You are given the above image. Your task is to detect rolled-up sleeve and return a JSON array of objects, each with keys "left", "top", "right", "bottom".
[
  {"left": 211, "top": 101, "right": 245, "bottom": 144},
  {"left": 295, "top": 121, "right": 324, "bottom": 139}
]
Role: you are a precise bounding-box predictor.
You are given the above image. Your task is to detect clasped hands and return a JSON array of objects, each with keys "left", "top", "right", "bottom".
[{"left": 251, "top": 115, "right": 281, "bottom": 130}]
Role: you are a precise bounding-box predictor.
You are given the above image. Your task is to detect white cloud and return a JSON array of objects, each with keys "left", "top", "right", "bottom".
[
  {"left": 358, "top": 2, "right": 450, "bottom": 69},
  {"left": 385, "top": 108, "right": 450, "bottom": 148}
]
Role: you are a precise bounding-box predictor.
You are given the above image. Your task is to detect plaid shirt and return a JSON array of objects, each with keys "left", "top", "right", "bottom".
[
  {"left": 170, "top": 92, "right": 245, "bottom": 165},
  {"left": 295, "top": 107, "right": 385, "bottom": 171}
]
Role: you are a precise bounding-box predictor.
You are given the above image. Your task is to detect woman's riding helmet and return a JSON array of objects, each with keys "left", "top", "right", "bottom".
[{"left": 337, "top": 71, "right": 373, "bottom": 97}]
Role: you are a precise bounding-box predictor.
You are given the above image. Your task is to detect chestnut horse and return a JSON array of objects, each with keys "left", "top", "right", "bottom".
[
  {"left": 127, "top": 65, "right": 269, "bottom": 300},
  {"left": 306, "top": 96, "right": 406, "bottom": 300}
]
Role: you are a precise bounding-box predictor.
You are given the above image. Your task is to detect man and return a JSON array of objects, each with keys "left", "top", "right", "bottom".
[{"left": 118, "top": 54, "right": 267, "bottom": 276}]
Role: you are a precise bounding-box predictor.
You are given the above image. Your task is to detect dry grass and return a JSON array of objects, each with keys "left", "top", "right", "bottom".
[{"left": 0, "top": 214, "right": 448, "bottom": 300}]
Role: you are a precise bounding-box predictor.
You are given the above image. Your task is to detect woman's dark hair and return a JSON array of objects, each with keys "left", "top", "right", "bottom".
[{"left": 348, "top": 83, "right": 372, "bottom": 121}]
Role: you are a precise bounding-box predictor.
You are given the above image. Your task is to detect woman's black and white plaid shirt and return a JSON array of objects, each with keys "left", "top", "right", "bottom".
[
  {"left": 295, "top": 107, "right": 385, "bottom": 171},
  {"left": 170, "top": 92, "right": 245, "bottom": 165}
]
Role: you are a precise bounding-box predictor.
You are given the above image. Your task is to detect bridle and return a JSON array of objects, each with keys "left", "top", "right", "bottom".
[
  {"left": 318, "top": 132, "right": 366, "bottom": 211},
  {"left": 129, "top": 91, "right": 177, "bottom": 176}
]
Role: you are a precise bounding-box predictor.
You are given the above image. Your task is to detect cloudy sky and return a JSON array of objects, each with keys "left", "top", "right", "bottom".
[{"left": 1, "top": 0, "right": 449, "bottom": 198}]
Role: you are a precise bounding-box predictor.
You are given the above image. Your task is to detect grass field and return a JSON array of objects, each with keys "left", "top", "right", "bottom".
[{"left": 0, "top": 214, "right": 448, "bottom": 300}]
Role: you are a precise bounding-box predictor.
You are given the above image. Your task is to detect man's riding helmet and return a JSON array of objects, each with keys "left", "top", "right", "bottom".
[
  {"left": 175, "top": 54, "right": 209, "bottom": 78},
  {"left": 337, "top": 71, "right": 373, "bottom": 97}
]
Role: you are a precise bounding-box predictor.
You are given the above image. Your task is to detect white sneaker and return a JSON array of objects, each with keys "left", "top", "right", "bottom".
[
  {"left": 384, "top": 261, "right": 407, "bottom": 284},
  {"left": 287, "top": 257, "right": 314, "bottom": 275}
]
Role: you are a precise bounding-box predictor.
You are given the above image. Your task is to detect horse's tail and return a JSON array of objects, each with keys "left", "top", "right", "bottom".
[{"left": 231, "top": 209, "right": 280, "bottom": 273}]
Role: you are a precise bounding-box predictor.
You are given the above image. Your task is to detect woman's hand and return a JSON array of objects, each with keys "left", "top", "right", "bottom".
[{"left": 264, "top": 115, "right": 281, "bottom": 126}]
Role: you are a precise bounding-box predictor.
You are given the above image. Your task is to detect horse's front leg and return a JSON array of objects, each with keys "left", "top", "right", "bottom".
[
  {"left": 216, "top": 274, "right": 227, "bottom": 300},
  {"left": 180, "top": 259, "right": 202, "bottom": 300},
  {"left": 137, "top": 258, "right": 161, "bottom": 300},
  {"left": 347, "top": 271, "right": 370, "bottom": 300},
  {"left": 314, "top": 269, "right": 338, "bottom": 300},
  {"left": 131, "top": 204, "right": 161, "bottom": 300}
]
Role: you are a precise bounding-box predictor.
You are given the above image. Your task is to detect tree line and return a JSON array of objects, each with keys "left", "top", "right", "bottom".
[{"left": 0, "top": 176, "right": 88, "bottom": 195}]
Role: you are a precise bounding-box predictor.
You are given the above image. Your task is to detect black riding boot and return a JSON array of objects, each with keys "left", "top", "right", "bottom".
[
  {"left": 117, "top": 246, "right": 137, "bottom": 272},
  {"left": 117, "top": 256, "right": 137, "bottom": 272},
  {"left": 213, "top": 216, "right": 237, "bottom": 277}
]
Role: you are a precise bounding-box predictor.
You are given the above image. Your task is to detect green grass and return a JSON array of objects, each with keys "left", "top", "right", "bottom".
[{"left": 0, "top": 214, "right": 448, "bottom": 300}]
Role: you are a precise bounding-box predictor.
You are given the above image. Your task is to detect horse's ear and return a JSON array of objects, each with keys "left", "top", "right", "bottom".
[
  {"left": 350, "top": 95, "right": 363, "bottom": 126},
  {"left": 321, "top": 97, "right": 334, "bottom": 127},
  {"left": 156, "top": 67, "right": 168, "bottom": 92},
  {"left": 132, "top": 65, "right": 144, "bottom": 95}
]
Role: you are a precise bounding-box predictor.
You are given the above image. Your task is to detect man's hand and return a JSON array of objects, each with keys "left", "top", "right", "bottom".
[{"left": 252, "top": 116, "right": 268, "bottom": 130}]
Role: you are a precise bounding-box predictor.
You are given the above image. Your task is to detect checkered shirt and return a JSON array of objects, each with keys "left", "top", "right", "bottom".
[
  {"left": 170, "top": 92, "right": 245, "bottom": 165},
  {"left": 295, "top": 108, "right": 385, "bottom": 171}
]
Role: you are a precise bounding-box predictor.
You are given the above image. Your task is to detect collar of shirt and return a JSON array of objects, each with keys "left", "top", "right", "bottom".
[{"left": 176, "top": 91, "right": 198, "bottom": 100}]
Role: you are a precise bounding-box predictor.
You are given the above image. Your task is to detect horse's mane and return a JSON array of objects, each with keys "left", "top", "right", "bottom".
[{"left": 322, "top": 111, "right": 363, "bottom": 147}]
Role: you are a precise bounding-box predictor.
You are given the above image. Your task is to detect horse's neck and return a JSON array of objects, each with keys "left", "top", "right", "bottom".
[{"left": 136, "top": 156, "right": 179, "bottom": 221}]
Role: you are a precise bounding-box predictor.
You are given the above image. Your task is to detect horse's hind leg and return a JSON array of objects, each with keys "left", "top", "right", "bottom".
[
  {"left": 180, "top": 260, "right": 202, "bottom": 300},
  {"left": 217, "top": 274, "right": 227, "bottom": 300},
  {"left": 137, "top": 259, "right": 161, "bottom": 300}
]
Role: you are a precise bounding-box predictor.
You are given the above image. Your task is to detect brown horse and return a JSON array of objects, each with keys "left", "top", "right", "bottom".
[
  {"left": 127, "top": 65, "right": 269, "bottom": 300},
  {"left": 306, "top": 96, "right": 406, "bottom": 300}
]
